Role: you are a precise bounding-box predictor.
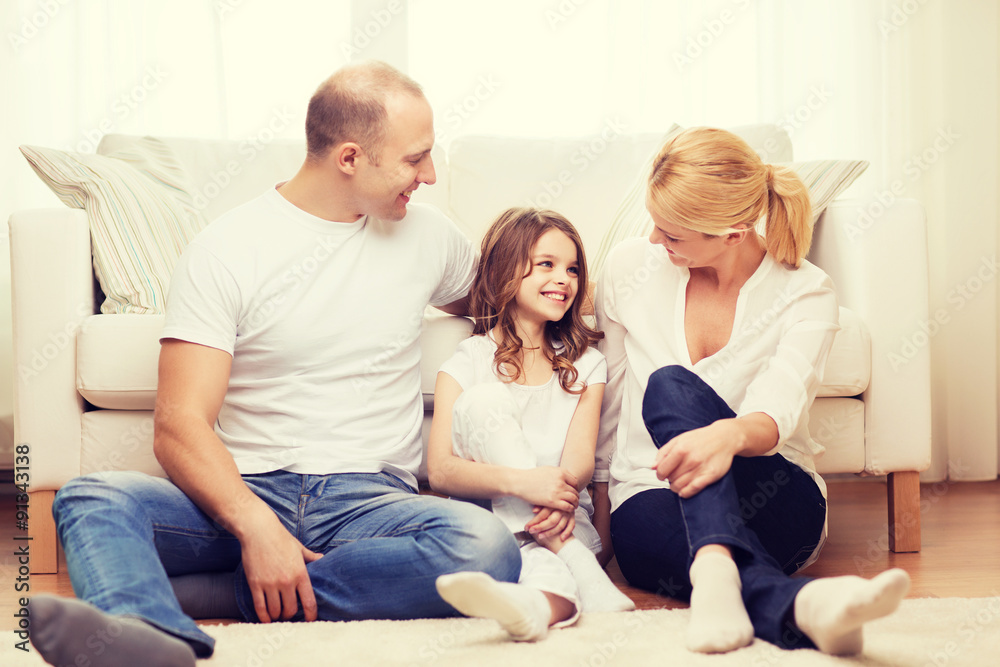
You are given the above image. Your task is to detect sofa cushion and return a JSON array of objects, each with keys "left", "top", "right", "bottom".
[
  {"left": 20, "top": 139, "right": 207, "bottom": 314},
  {"left": 818, "top": 307, "right": 871, "bottom": 397},
  {"left": 77, "top": 305, "right": 869, "bottom": 410},
  {"left": 77, "top": 315, "right": 163, "bottom": 409},
  {"left": 809, "top": 397, "right": 866, "bottom": 474},
  {"left": 97, "top": 134, "right": 451, "bottom": 224}
]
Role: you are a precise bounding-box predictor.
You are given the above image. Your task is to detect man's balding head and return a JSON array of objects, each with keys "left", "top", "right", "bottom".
[{"left": 305, "top": 61, "right": 424, "bottom": 166}]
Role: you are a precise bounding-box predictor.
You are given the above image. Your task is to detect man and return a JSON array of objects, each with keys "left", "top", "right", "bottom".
[{"left": 30, "top": 61, "right": 521, "bottom": 666}]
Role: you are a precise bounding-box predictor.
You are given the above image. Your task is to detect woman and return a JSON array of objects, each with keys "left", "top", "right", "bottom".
[{"left": 595, "top": 127, "right": 909, "bottom": 654}]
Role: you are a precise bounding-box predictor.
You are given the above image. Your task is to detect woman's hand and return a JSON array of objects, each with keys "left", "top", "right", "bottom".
[
  {"left": 525, "top": 506, "right": 576, "bottom": 544},
  {"left": 651, "top": 419, "right": 743, "bottom": 498},
  {"left": 511, "top": 466, "right": 579, "bottom": 512}
]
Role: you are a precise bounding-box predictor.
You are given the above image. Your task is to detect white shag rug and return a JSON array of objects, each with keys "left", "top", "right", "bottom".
[{"left": 6, "top": 597, "right": 1000, "bottom": 666}]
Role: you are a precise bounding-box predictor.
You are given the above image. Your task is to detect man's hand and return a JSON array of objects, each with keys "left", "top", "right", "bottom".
[
  {"left": 511, "top": 467, "right": 579, "bottom": 512},
  {"left": 652, "top": 420, "right": 742, "bottom": 498},
  {"left": 238, "top": 511, "right": 323, "bottom": 623},
  {"left": 526, "top": 507, "right": 576, "bottom": 545}
]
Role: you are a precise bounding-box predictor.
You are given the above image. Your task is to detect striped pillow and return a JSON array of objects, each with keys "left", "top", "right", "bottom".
[
  {"left": 777, "top": 159, "right": 870, "bottom": 224},
  {"left": 590, "top": 139, "right": 868, "bottom": 277},
  {"left": 20, "top": 138, "right": 207, "bottom": 314}
]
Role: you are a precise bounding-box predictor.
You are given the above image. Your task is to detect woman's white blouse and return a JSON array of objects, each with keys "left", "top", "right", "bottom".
[{"left": 595, "top": 237, "right": 840, "bottom": 513}]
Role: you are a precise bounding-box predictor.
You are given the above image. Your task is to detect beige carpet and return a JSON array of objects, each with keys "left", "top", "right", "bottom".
[{"left": 6, "top": 597, "right": 999, "bottom": 666}]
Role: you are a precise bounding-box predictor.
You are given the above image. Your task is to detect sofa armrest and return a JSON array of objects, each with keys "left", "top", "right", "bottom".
[
  {"left": 9, "top": 208, "right": 97, "bottom": 490},
  {"left": 809, "top": 198, "right": 932, "bottom": 475}
]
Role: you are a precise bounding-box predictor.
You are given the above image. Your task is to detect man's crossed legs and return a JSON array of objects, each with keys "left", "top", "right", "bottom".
[{"left": 31, "top": 470, "right": 521, "bottom": 665}]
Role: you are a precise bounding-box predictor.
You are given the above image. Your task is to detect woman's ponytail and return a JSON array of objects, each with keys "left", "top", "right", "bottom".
[{"left": 762, "top": 164, "right": 813, "bottom": 268}]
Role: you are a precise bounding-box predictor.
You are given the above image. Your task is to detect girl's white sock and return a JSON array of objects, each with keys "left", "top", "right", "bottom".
[
  {"left": 794, "top": 568, "right": 910, "bottom": 655},
  {"left": 436, "top": 572, "right": 550, "bottom": 642},
  {"left": 556, "top": 540, "right": 635, "bottom": 612},
  {"left": 686, "top": 552, "right": 754, "bottom": 653}
]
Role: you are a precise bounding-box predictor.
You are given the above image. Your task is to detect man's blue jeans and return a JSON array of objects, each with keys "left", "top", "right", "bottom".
[
  {"left": 53, "top": 470, "right": 521, "bottom": 657},
  {"left": 610, "top": 365, "right": 827, "bottom": 649}
]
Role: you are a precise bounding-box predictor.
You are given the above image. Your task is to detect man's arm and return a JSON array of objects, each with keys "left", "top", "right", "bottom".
[
  {"left": 153, "top": 339, "right": 321, "bottom": 623},
  {"left": 434, "top": 294, "right": 470, "bottom": 316}
]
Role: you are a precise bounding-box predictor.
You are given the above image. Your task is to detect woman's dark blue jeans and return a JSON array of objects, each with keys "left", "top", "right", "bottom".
[{"left": 610, "top": 365, "right": 827, "bottom": 649}]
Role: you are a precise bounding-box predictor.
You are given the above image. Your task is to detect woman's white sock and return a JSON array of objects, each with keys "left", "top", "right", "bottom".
[
  {"left": 794, "top": 568, "right": 910, "bottom": 655},
  {"left": 686, "top": 552, "right": 754, "bottom": 653},
  {"left": 436, "top": 572, "right": 550, "bottom": 642}
]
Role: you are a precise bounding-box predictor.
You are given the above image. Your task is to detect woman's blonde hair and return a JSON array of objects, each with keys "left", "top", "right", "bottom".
[
  {"left": 647, "top": 127, "right": 813, "bottom": 267},
  {"left": 470, "top": 207, "right": 603, "bottom": 394}
]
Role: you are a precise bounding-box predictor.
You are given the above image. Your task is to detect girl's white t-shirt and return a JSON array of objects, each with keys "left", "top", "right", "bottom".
[
  {"left": 440, "top": 334, "right": 607, "bottom": 470},
  {"left": 161, "top": 188, "right": 476, "bottom": 488},
  {"left": 595, "top": 237, "right": 840, "bottom": 514}
]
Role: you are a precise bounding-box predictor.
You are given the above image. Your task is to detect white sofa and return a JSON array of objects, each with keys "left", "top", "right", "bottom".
[{"left": 9, "top": 125, "right": 932, "bottom": 574}]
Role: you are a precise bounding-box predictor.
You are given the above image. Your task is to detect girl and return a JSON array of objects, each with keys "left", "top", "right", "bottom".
[
  {"left": 427, "top": 207, "right": 635, "bottom": 642},
  {"left": 597, "top": 126, "right": 910, "bottom": 655}
]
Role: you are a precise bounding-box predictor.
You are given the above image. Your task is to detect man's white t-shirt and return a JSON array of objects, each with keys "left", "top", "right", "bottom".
[
  {"left": 160, "top": 188, "right": 476, "bottom": 489},
  {"left": 595, "top": 237, "right": 840, "bottom": 514}
]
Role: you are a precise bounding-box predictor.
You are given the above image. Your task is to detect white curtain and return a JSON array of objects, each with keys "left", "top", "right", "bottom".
[{"left": 2, "top": 0, "right": 996, "bottom": 481}]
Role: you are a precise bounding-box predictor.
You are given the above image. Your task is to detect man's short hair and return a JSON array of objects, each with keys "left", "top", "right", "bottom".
[{"left": 305, "top": 61, "right": 424, "bottom": 166}]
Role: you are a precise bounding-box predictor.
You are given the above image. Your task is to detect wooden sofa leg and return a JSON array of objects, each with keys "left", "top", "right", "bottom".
[
  {"left": 887, "top": 471, "right": 921, "bottom": 553},
  {"left": 29, "top": 490, "right": 59, "bottom": 574}
]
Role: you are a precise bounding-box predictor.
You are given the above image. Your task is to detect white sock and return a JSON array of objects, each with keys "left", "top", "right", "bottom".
[
  {"left": 686, "top": 552, "right": 754, "bottom": 653},
  {"left": 794, "top": 568, "right": 910, "bottom": 655},
  {"left": 556, "top": 540, "right": 635, "bottom": 612},
  {"left": 436, "top": 572, "right": 550, "bottom": 642}
]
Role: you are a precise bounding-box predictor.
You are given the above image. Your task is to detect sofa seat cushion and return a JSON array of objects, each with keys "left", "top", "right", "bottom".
[
  {"left": 810, "top": 397, "right": 866, "bottom": 474},
  {"left": 77, "top": 306, "right": 869, "bottom": 411}
]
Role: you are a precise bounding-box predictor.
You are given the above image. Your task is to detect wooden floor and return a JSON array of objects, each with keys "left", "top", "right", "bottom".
[{"left": 2, "top": 478, "right": 999, "bottom": 628}]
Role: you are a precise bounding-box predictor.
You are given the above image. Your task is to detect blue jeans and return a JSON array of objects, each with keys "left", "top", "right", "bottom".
[
  {"left": 610, "top": 366, "right": 827, "bottom": 649},
  {"left": 53, "top": 470, "right": 521, "bottom": 658}
]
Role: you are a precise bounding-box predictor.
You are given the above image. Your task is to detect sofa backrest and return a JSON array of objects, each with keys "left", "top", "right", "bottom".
[
  {"left": 96, "top": 134, "right": 451, "bottom": 224},
  {"left": 441, "top": 124, "right": 792, "bottom": 253},
  {"left": 98, "top": 124, "right": 790, "bottom": 253}
]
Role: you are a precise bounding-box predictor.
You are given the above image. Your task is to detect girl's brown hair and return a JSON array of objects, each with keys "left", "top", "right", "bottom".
[
  {"left": 470, "top": 207, "right": 603, "bottom": 394},
  {"left": 647, "top": 127, "right": 813, "bottom": 267}
]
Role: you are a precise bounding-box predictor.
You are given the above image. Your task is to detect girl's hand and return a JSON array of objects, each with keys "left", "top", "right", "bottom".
[
  {"left": 512, "top": 466, "right": 579, "bottom": 512},
  {"left": 652, "top": 420, "right": 742, "bottom": 498},
  {"left": 525, "top": 507, "right": 576, "bottom": 544}
]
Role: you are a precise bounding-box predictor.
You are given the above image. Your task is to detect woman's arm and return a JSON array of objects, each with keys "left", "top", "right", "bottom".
[
  {"left": 651, "top": 412, "right": 778, "bottom": 498},
  {"left": 426, "top": 371, "right": 579, "bottom": 512}
]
